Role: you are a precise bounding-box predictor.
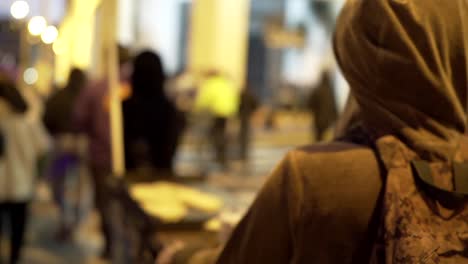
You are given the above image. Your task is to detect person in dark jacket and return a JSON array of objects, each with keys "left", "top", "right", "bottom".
[
  {"left": 44, "top": 68, "right": 87, "bottom": 135},
  {"left": 216, "top": 0, "right": 468, "bottom": 263},
  {"left": 43, "top": 68, "right": 87, "bottom": 241},
  {"left": 123, "top": 51, "right": 185, "bottom": 177}
]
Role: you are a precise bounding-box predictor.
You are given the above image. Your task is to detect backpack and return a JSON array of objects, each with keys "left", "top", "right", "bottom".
[
  {"left": 370, "top": 135, "right": 468, "bottom": 263},
  {"left": 340, "top": 126, "right": 468, "bottom": 263}
]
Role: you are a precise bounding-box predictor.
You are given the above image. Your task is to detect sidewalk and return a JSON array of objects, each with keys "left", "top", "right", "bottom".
[{"left": 6, "top": 184, "right": 106, "bottom": 264}]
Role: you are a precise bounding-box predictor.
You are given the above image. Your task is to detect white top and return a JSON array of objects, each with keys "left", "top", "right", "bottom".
[{"left": 0, "top": 100, "right": 50, "bottom": 202}]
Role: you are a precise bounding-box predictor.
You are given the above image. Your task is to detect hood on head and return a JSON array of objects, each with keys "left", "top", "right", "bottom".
[
  {"left": 334, "top": 0, "right": 468, "bottom": 161},
  {"left": 66, "top": 68, "right": 87, "bottom": 91},
  {"left": 0, "top": 73, "right": 27, "bottom": 113},
  {"left": 131, "top": 50, "right": 166, "bottom": 98}
]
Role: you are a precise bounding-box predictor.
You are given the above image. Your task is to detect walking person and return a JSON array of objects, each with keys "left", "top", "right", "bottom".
[
  {"left": 195, "top": 71, "right": 239, "bottom": 169},
  {"left": 217, "top": 0, "right": 468, "bottom": 263},
  {"left": 238, "top": 87, "right": 259, "bottom": 162},
  {"left": 73, "top": 46, "right": 132, "bottom": 259},
  {"left": 306, "top": 70, "right": 338, "bottom": 141},
  {"left": 123, "top": 51, "right": 186, "bottom": 178},
  {"left": 0, "top": 73, "right": 50, "bottom": 264},
  {"left": 43, "top": 68, "right": 88, "bottom": 240}
]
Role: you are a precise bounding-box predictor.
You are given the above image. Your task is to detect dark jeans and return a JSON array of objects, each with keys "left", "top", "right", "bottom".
[
  {"left": 239, "top": 117, "right": 251, "bottom": 161},
  {"left": 211, "top": 117, "right": 227, "bottom": 167},
  {"left": 90, "top": 167, "right": 113, "bottom": 257},
  {"left": 50, "top": 154, "right": 80, "bottom": 237},
  {"left": 0, "top": 202, "right": 28, "bottom": 264}
]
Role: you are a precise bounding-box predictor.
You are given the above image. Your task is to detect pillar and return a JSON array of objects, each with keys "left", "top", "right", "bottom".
[{"left": 189, "top": 0, "right": 250, "bottom": 88}]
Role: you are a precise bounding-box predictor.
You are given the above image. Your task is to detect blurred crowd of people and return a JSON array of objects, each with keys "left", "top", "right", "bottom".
[
  {"left": 0, "top": 44, "right": 266, "bottom": 262},
  {"left": 0, "top": 42, "right": 341, "bottom": 262}
]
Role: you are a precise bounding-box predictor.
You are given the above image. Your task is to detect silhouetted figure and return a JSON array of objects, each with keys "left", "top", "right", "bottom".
[
  {"left": 44, "top": 68, "right": 87, "bottom": 135},
  {"left": 307, "top": 70, "right": 337, "bottom": 141},
  {"left": 238, "top": 87, "right": 259, "bottom": 161},
  {"left": 123, "top": 51, "right": 185, "bottom": 177}
]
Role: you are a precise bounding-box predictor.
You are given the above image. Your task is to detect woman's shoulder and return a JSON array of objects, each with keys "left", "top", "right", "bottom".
[
  {"left": 261, "top": 141, "right": 384, "bottom": 263},
  {"left": 289, "top": 141, "right": 378, "bottom": 167},
  {"left": 284, "top": 141, "right": 383, "bottom": 212}
]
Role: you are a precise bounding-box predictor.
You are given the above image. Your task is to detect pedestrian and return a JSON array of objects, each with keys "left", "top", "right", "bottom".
[
  {"left": 43, "top": 68, "right": 88, "bottom": 241},
  {"left": 73, "top": 46, "right": 132, "bottom": 259},
  {"left": 194, "top": 71, "right": 239, "bottom": 169},
  {"left": 238, "top": 86, "right": 259, "bottom": 162},
  {"left": 217, "top": 0, "right": 468, "bottom": 263},
  {"left": 123, "top": 51, "right": 185, "bottom": 178},
  {"left": 307, "top": 70, "right": 338, "bottom": 141},
  {"left": 0, "top": 73, "right": 50, "bottom": 264}
]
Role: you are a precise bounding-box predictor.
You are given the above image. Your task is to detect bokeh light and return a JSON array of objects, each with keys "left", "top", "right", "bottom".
[
  {"left": 41, "top": 25, "right": 58, "bottom": 44},
  {"left": 28, "top": 16, "right": 47, "bottom": 36},
  {"left": 10, "top": 1, "right": 30, "bottom": 20},
  {"left": 23, "top": 67, "right": 38, "bottom": 85}
]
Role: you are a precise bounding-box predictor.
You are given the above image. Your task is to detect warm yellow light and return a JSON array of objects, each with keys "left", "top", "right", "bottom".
[
  {"left": 28, "top": 16, "right": 47, "bottom": 36},
  {"left": 23, "top": 67, "right": 38, "bottom": 85},
  {"left": 10, "top": 1, "right": 29, "bottom": 20},
  {"left": 41, "top": 26, "right": 58, "bottom": 44},
  {"left": 52, "top": 39, "right": 66, "bottom": 54}
]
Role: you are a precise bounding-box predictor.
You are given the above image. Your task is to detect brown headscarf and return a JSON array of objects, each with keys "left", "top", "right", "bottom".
[{"left": 334, "top": 0, "right": 468, "bottom": 162}]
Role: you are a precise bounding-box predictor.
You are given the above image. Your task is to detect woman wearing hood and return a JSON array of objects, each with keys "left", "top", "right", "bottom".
[
  {"left": 123, "top": 51, "right": 185, "bottom": 177},
  {"left": 0, "top": 72, "right": 50, "bottom": 263},
  {"left": 216, "top": 0, "right": 468, "bottom": 263}
]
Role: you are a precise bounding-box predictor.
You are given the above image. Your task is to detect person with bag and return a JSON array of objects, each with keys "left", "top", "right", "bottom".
[
  {"left": 0, "top": 73, "right": 50, "bottom": 264},
  {"left": 216, "top": 0, "right": 468, "bottom": 263}
]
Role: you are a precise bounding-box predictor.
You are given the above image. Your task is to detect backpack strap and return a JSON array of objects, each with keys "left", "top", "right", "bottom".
[
  {"left": 410, "top": 160, "right": 468, "bottom": 216},
  {"left": 411, "top": 160, "right": 434, "bottom": 187},
  {"left": 453, "top": 162, "right": 468, "bottom": 194},
  {"left": 365, "top": 140, "right": 388, "bottom": 264},
  {"left": 340, "top": 126, "right": 386, "bottom": 264},
  {"left": 411, "top": 160, "right": 468, "bottom": 196},
  {"left": 0, "top": 130, "right": 3, "bottom": 157}
]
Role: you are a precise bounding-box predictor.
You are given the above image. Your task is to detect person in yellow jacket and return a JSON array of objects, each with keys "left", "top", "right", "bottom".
[{"left": 194, "top": 71, "right": 239, "bottom": 168}]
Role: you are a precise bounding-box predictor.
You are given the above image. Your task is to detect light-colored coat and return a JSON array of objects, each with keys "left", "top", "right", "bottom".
[{"left": 0, "top": 99, "right": 50, "bottom": 202}]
